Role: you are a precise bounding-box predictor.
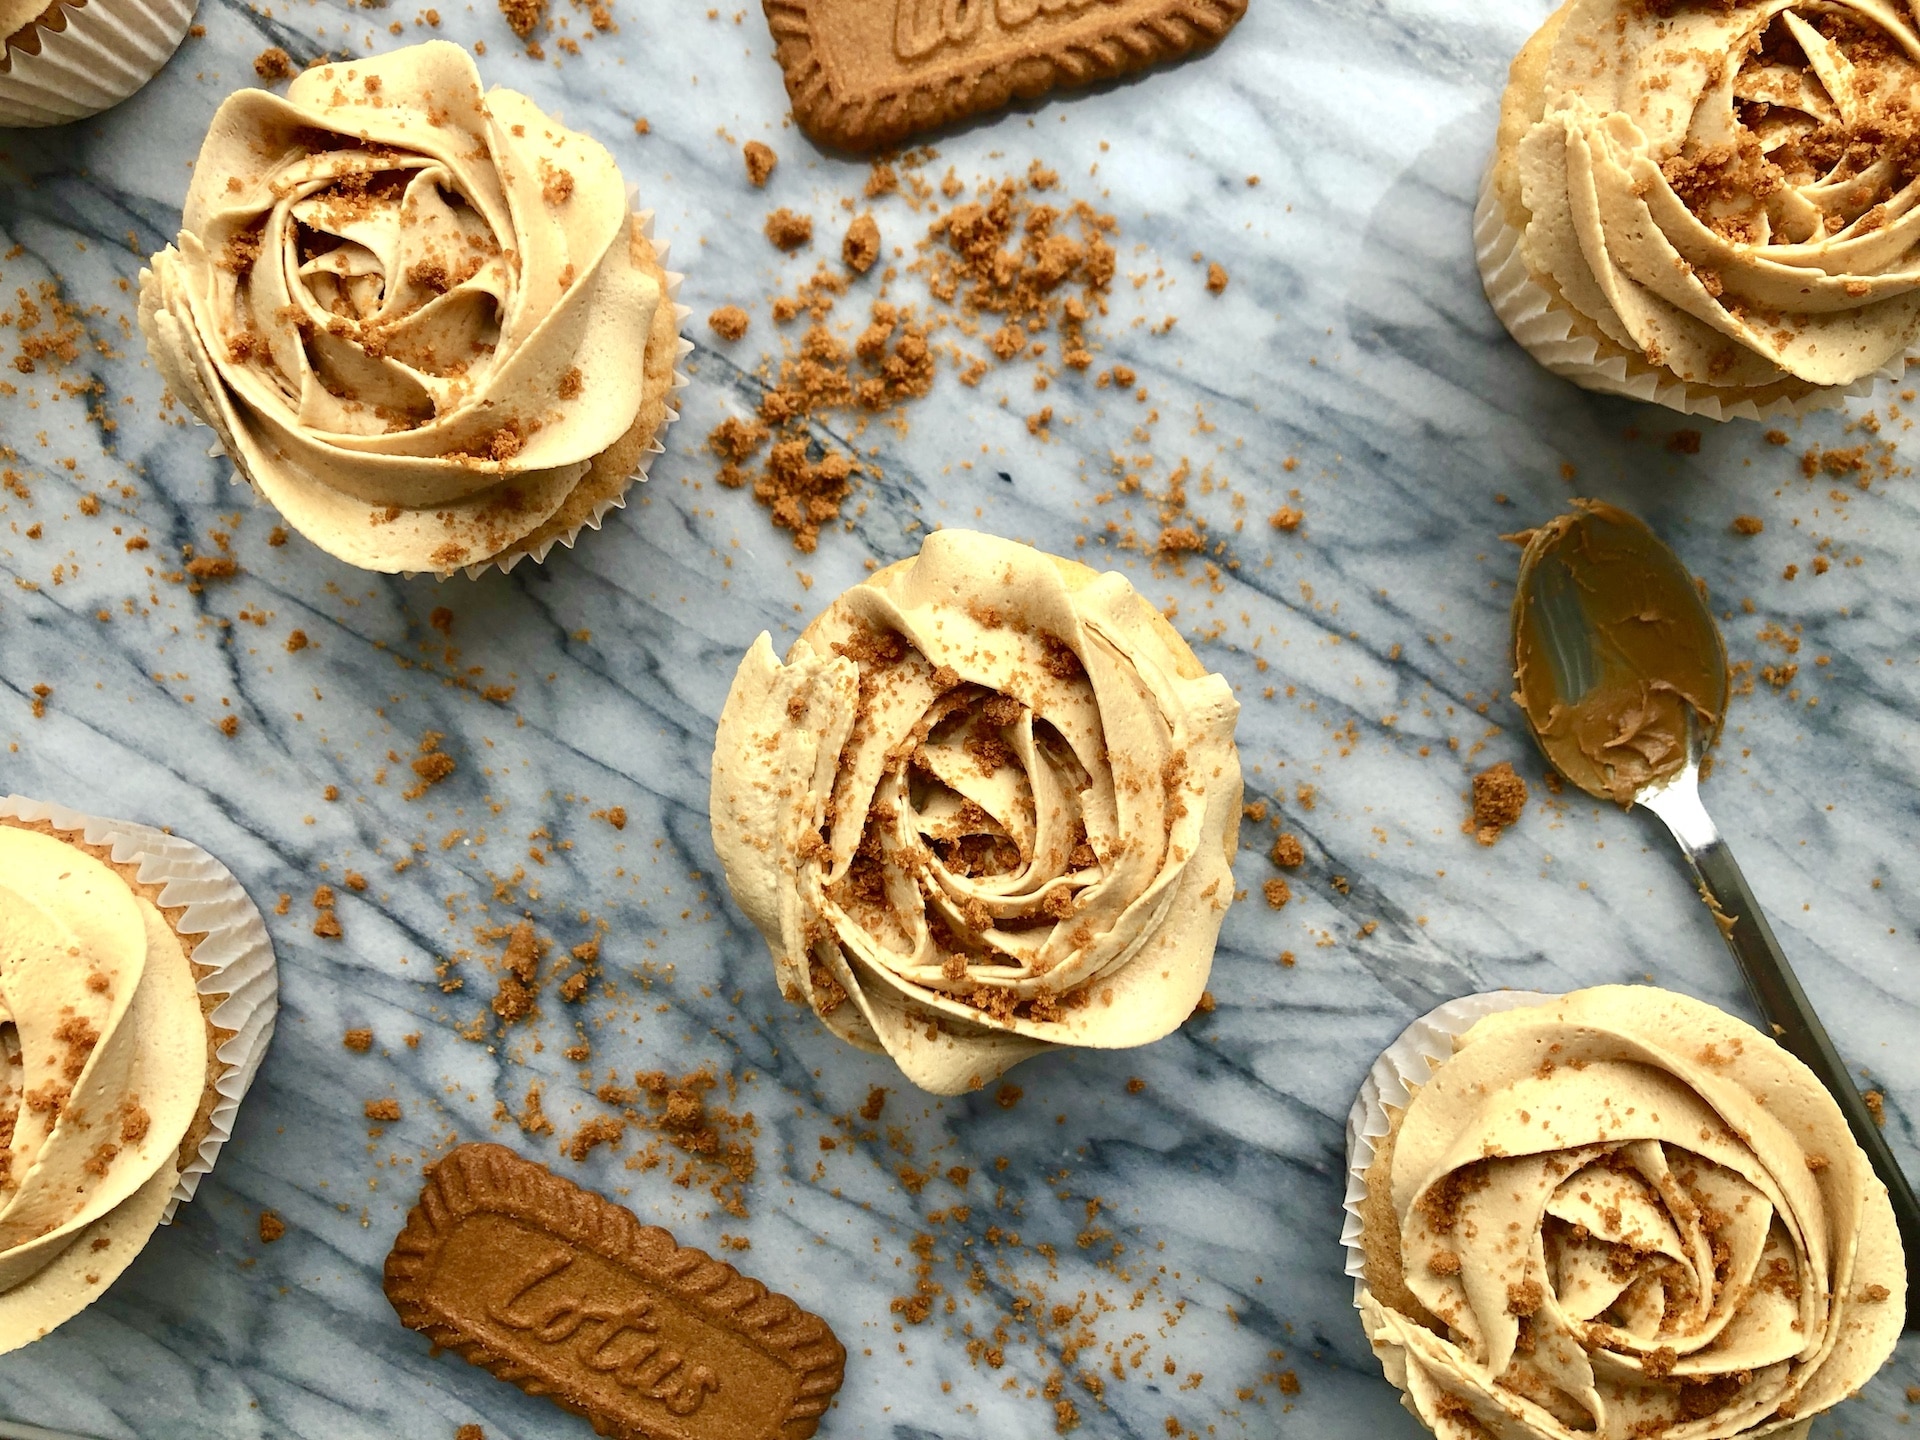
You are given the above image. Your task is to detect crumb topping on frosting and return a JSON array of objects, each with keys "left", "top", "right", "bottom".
[
  {"left": 137, "top": 41, "right": 663, "bottom": 573},
  {"left": 709, "top": 531, "right": 1242, "bottom": 1095},
  {"left": 1361, "top": 986, "right": 1905, "bottom": 1440},
  {"left": 1507, "top": 0, "right": 1920, "bottom": 395}
]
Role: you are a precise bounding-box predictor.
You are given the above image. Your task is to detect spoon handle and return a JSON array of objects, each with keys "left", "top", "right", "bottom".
[{"left": 1645, "top": 778, "right": 1920, "bottom": 1329}]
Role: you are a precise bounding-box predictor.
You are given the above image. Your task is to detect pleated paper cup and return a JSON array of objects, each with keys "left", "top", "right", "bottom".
[
  {"left": 0, "top": 0, "right": 196, "bottom": 129},
  {"left": 0, "top": 793, "right": 278, "bottom": 1221},
  {"left": 1474, "top": 166, "right": 1901, "bottom": 423}
]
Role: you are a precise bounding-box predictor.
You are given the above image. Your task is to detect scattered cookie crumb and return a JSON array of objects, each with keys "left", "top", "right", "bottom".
[
  {"left": 258, "top": 1210, "right": 285, "bottom": 1243},
  {"left": 1205, "top": 262, "right": 1228, "bottom": 294},
  {"left": 456, "top": 1426, "right": 484, "bottom": 1440},
  {"left": 765, "top": 208, "right": 813, "bottom": 251},
  {"left": 364, "top": 1098, "right": 402, "bottom": 1122},
  {"left": 843, "top": 212, "right": 880, "bottom": 274},
  {"left": 498, "top": 0, "right": 544, "bottom": 37},
  {"left": 342, "top": 1028, "right": 373, "bottom": 1053},
  {"left": 1269, "top": 505, "right": 1303, "bottom": 532},
  {"left": 1270, "top": 834, "right": 1303, "bottom": 868},
  {"left": 1732, "top": 515, "right": 1764, "bottom": 536},
  {"left": 1865, "top": 1089, "right": 1886, "bottom": 1127},
  {"left": 1469, "top": 761, "right": 1528, "bottom": 846},
  {"left": 253, "top": 47, "right": 293, "bottom": 81},
  {"left": 1263, "top": 877, "right": 1291, "bottom": 909},
  {"left": 709, "top": 305, "right": 750, "bottom": 341},
  {"left": 743, "top": 140, "right": 777, "bottom": 187}
]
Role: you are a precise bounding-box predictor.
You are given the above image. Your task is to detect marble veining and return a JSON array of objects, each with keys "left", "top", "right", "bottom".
[{"left": 1, "top": 0, "right": 1917, "bottom": 1433}]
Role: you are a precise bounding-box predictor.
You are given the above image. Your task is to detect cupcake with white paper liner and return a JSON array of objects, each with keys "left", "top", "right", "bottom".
[
  {"left": 1480, "top": 0, "right": 1920, "bottom": 422},
  {"left": 1343, "top": 985, "right": 1905, "bottom": 1440},
  {"left": 710, "top": 530, "right": 1242, "bottom": 1097},
  {"left": 139, "top": 41, "right": 690, "bottom": 578},
  {"left": 0, "top": 0, "right": 195, "bottom": 129},
  {"left": 0, "top": 794, "right": 277, "bottom": 1354}
]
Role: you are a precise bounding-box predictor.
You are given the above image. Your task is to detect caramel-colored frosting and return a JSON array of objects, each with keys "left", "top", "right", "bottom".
[
  {"left": 1510, "top": 500, "right": 1727, "bottom": 806},
  {"left": 1361, "top": 986, "right": 1905, "bottom": 1440},
  {"left": 0, "top": 826, "right": 207, "bottom": 1353},
  {"left": 709, "top": 531, "right": 1242, "bottom": 1095},
  {"left": 1497, "top": 0, "right": 1920, "bottom": 403},
  {"left": 139, "top": 41, "right": 665, "bottom": 573}
]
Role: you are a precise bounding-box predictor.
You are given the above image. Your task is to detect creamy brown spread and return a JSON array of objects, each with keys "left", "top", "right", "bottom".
[{"left": 1511, "top": 500, "right": 1727, "bottom": 805}]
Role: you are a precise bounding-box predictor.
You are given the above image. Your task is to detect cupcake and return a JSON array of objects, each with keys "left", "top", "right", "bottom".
[
  {"left": 0, "top": 797, "right": 277, "bottom": 1353},
  {"left": 709, "top": 530, "right": 1242, "bottom": 1095},
  {"left": 139, "top": 41, "right": 687, "bottom": 576},
  {"left": 1481, "top": 0, "right": 1920, "bottom": 420},
  {"left": 1347, "top": 986, "right": 1905, "bottom": 1439},
  {"left": 0, "top": 0, "right": 196, "bottom": 128}
]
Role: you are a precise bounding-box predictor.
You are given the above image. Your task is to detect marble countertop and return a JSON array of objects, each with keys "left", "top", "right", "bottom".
[{"left": 2, "top": 0, "right": 1918, "bottom": 1434}]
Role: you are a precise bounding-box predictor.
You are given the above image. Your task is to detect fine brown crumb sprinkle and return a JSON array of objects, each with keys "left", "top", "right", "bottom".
[
  {"left": 258, "top": 1210, "right": 285, "bottom": 1243},
  {"left": 843, "top": 212, "right": 881, "bottom": 274},
  {"left": 1270, "top": 834, "right": 1304, "bottom": 868},
  {"left": 313, "top": 911, "right": 343, "bottom": 940},
  {"left": 1732, "top": 514, "right": 1764, "bottom": 536},
  {"left": 765, "top": 208, "right": 813, "bottom": 251},
  {"left": 1469, "top": 761, "right": 1527, "bottom": 846},
  {"left": 364, "top": 1098, "right": 401, "bottom": 1122},
  {"left": 1865, "top": 1089, "right": 1886, "bottom": 1127},
  {"left": 743, "top": 140, "right": 777, "bottom": 188},
  {"left": 1269, "top": 505, "right": 1303, "bottom": 532},
  {"left": 995, "top": 1083, "right": 1023, "bottom": 1109},
  {"left": 709, "top": 305, "right": 750, "bottom": 341},
  {"left": 342, "top": 1028, "right": 373, "bottom": 1053},
  {"left": 455, "top": 1427, "right": 484, "bottom": 1440},
  {"left": 1205, "top": 262, "right": 1228, "bottom": 294},
  {"left": 286, "top": 629, "right": 310, "bottom": 653},
  {"left": 1263, "top": 877, "right": 1291, "bottom": 909},
  {"left": 253, "top": 47, "right": 293, "bottom": 81},
  {"left": 860, "top": 1086, "right": 888, "bottom": 1121}
]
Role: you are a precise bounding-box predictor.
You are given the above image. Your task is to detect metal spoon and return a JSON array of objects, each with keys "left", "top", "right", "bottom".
[{"left": 1510, "top": 498, "right": 1920, "bottom": 1329}]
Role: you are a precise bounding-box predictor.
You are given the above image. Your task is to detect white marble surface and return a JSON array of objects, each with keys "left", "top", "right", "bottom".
[{"left": 1, "top": 0, "right": 1918, "bottom": 1434}]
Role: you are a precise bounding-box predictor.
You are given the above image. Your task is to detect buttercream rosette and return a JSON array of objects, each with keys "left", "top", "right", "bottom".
[
  {"left": 139, "top": 41, "right": 686, "bottom": 575},
  {"left": 1483, "top": 0, "right": 1920, "bottom": 418},
  {"left": 1346, "top": 987, "right": 1905, "bottom": 1440},
  {"left": 709, "top": 531, "right": 1242, "bottom": 1095},
  {"left": 0, "top": 798, "right": 277, "bottom": 1354}
]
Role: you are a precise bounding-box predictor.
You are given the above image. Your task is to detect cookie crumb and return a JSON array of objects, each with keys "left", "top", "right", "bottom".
[
  {"left": 1732, "top": 515, "right": 1764, "bottom": 536},
  {"left": 499, "top": 0, "right": 545, "bottom": 36},
  {"left": 364, "top": 1098, "right": 402, "bottom": 1122},
  {"left": 765, "top": 208, "right": 813, "bottom": 251},
  {"left": 1270, "top": 833, "right": 1304, "bottom": 868},
  {"left": 1205, "top": 262, "right": 1228, "bottom": 294},
  {"left": 709, "top": 305, "right": 750, "bottom": 341},
  {"left": 342, "top": 1028, "right": 373, "bottom": 1053},
  {"left": 258, "top": 1210, "right": 285, "bottom": 1243},
  {"left": 1269, "top": 505, "right": 1303, "bottom": 532},
  {"left": 1469, "top": 761, "right": 1527, "bottom": 846},
  {"left": 843, "top": 212, "right": 880, "bottom": 274},
  {"left": 253, "top": 47, "right": 293, "bottom": 81},
  {"left": 1263, "top": 877, "right": 1291, "bottom": 909},
  {"left": 743, "top": 140, "right": 777, "bottom": 187}
]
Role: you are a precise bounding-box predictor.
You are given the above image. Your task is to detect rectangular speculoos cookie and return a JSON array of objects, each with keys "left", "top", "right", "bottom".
[
  {"left": 384, "top": 1144, "right": 845, "bottom": 1440},
  {"left": 765, "top": 0, "right": 1248, "bottom": 153}
]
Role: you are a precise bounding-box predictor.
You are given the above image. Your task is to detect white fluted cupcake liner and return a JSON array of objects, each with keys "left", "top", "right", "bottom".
[
  {"left": 0, "top": 0, "right": 195, "bottom": 128},
  {"left": 0, "top": 794, "right": 278, "bottom": 1222},
  {"left": 1474, "top": 168, "right": 1902, "bottom": 423},
  {"left": 1341, "top": 989, "right": 1554, "bottom": 1300}
]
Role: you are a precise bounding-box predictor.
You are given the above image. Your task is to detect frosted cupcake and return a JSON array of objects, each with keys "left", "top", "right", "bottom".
[
  {"left": 710, "top": 531, "right": 1242, "bottom": 1095},
  {"left": 0, "top": 0, "right": 195, "bottom": 128},
  {"left": 0, "top": 799, "right": 277, "bottom": 1353},
  {"left": 140, "top": 42, "right": 686, "bottom": 576},
  {"left": 1348, "top": 986, "right": 1905, "bottom": 1439},
  {"left": 1481, "top": 0, "right": 1920, "bottom": 419}
]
